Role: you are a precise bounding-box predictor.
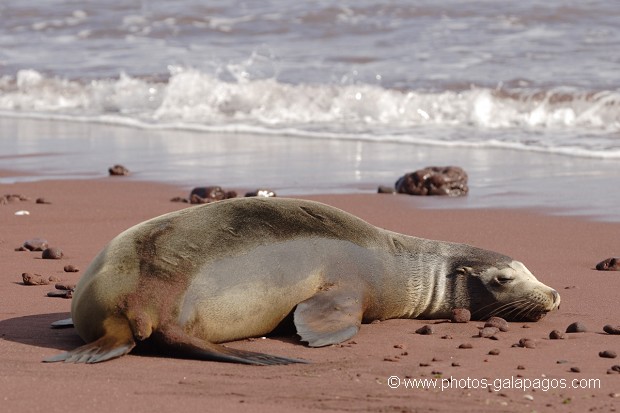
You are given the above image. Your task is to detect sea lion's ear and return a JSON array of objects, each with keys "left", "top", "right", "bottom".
[{"left": 456, "top": 266, "right": 475, "bottom": 276}]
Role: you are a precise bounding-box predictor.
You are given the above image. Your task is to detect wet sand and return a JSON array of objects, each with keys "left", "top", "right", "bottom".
[{"left": 1, "top": 176, "right": 618, "bottom": 412}]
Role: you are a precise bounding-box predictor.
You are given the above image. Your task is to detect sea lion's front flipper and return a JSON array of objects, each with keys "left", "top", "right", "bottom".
[
  {"left": 50, "top": 318, "right": 74, "bottom": 328},
  {"left": 154, "top": 325, "right": 308, "bottom": 365},
  {"left": 294, "top": 287, "right": 364, "bottom": 347}
]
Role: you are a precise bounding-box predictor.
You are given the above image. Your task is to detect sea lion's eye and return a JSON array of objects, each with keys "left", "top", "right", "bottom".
[{"left": 496, "top": 275, "right": 513, "bottom": 285}]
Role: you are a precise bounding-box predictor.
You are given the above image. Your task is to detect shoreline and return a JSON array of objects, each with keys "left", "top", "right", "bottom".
[
  {"left": 1, "top": 176, "right": 619, "bottom": 413},
  {"left": 2, "top": 116, "right": 620, "bottom": 222}
]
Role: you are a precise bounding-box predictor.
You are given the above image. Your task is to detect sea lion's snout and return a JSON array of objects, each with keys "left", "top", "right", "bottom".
[{"left": 550, "top": 289, "right": 561, "bottom": 310}]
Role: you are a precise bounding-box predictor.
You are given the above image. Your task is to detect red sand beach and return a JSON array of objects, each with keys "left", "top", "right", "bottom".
[{"left": 1, "top": 175, "right": 619, "bottom": 413}]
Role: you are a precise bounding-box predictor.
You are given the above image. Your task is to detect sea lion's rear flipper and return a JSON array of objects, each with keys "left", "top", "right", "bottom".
[
  {"left": 294, "top": 287, "right": 364, "bottom": 347},
  {"left": 154, "top": 325, "right": 307, "bottom": 365},
  {"left": 44, "top": 318, "right": 136, "bottom": 363},
  {"left": 43, "top": 335, "right": 136, "bottom": 363},
  {"left": 50, "top": 318, "right": 74, "bottom": 328}
]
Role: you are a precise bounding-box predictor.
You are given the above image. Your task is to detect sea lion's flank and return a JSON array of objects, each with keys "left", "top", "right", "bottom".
[{"left": 45, "top": 197, "right": 560, "bottom": 365}]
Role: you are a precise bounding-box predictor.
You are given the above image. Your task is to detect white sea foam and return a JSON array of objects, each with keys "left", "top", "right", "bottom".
[{"left": 0, "top": 68, "right": 619, "bottom": 158}]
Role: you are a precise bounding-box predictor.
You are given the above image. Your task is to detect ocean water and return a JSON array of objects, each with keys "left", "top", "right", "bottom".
[{"left": 1, "top": 1, "right": 619, "bottom": 219}]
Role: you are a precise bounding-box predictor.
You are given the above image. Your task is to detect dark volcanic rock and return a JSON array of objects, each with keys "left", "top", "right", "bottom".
[
  {"left": 596, "top": 257, "right": 619, "bottom": 271},
  {"left": 566, "top": 321, "right": 587, "bottom": 333},
  {"left": 42, "top": 247, "right": 63, "bottom": 259},
  {"left": 603, "top": 325, "right": 620, "bottom": 335},
  {"left": 415, "top": 325, "right": 434, "bottom": 335},
  {"left": 108, "top": 164, "right": 130, "bottom": 176},
  {"left": 395, "top": 166, "right": 468, "bottom": 197}
]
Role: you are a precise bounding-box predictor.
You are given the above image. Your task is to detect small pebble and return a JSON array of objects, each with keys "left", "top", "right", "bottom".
[
  {"left": 441, "top": 335, "right": 453, "bottom": 340},
  {"left": 22, "top": 273, "right": 49, "bottom": 286},
  {"left": 63, "top": 264, "right": 79, "bottom": 273},
  {"left": 488, "top": 349, "right": 500, "bottom": 356},
  {"left": 170, "top": 196, "right": 189, "bottom": 203},
  {"left": 518, "top": 338, "right": 536, "bottom": 349},
  {"left": 517, "top": 365, "right": 525, "bottom": 370},
  {"left": 556, "top": 360, "right": 569, "bottom": 364},
  {"left": 485, "top": 316, "right": 509, "bottom": 332},
  {"left": 599, "top": 350, "right": 617, "bottom": 359},
  {"left": 383, "top": 357, "right": 399, "bottom": 362},
  {"left": 570, "top": 367, "right": 581, "bottom": 373},
  {"left": 55, "top": 282, "right": 76, "bottom": 291},
  {"left": 42, "top": 247, "right": 63, "bottom": 260},
  {"left": 35, "top": 198, "right": 51, "bottom": 204},
  {"left": 458, "top": 343, "right": 473, "bottom": 349},
  {"left": 603, "top": 325, "right": 620, "bottom": 335},
  {"left": 415, "top": 325, "right": 434, "bottom": 335},
  {"left": 393, "top": 344, "right": 405, "bottom": 349},
  {"left": 47, "top": 290, "right": 73, "bottom": 299},
  {"left": 419, "top": 362, "right": 430, "bottom": 367},
  {"left": 14, "top": 210, "right": 30, "bottom": 216},
  {"left": 523, "top": 394, "right": 534, "bottom": 401},
  {"left": 566, "top": 321, "right": 587, "bottom": 333},
  {"left": 549, "top": 330, "right": 566, "bottom": 340},
  {"left": 22, "top": 238, "right": 49, "bottom": 251},
  {"left": 451, "top": 362, "right": 460, "bottom": 367},
  {"left": 613, "top": 365, "right": 620, "bottom": 372},
  {"left": 479, "top": 326, "right": 500, "bottom": 338},
  {"left": 451, "top": 308, "right": 471, "bottom": 323},
  {"left": 377, "top": 185, "right": 395, "bottom": 194}
]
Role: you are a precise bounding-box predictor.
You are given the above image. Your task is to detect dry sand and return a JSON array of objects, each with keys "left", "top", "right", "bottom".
[{"left": 1, "top": 177, "right": 619, "bottom": 412}]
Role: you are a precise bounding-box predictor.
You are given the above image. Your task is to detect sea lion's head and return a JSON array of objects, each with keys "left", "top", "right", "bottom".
[{"left": 455, "top": 258, "right": 560, "bottom": 322}]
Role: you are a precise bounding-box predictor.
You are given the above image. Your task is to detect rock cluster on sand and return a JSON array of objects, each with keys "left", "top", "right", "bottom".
[
  {"left": 172, "top": 186, "right": 278, "bottom": 204},
  {"left": 394, "top": 166, "right": 468, "bottom": 197},
  {"left": 189, "top": 186, "right": 237, "bottom": 204}
]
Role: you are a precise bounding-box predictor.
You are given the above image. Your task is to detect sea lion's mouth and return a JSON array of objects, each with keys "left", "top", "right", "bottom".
[{"left": 473, "top": 300, "right": 552, "bottom": 322}]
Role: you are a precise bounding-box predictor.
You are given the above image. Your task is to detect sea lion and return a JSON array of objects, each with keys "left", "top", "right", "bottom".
[{"left": 45, "top": 197, "right": 560, "bottom": 365}]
